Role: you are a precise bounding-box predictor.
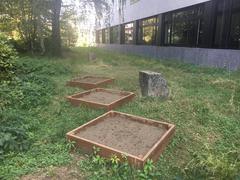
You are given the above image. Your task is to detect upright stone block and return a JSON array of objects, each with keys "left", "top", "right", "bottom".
[{"left": 139, "top": 71, "right": 169, "bottom": 98}]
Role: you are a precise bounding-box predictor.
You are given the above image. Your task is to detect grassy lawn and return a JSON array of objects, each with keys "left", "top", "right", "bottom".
[{"left": 0, "top": 47, "right": 239, "bottom": 179}]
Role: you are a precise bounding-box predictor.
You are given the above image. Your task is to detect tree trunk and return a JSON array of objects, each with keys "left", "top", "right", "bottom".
[{"left": 51, "top": 0, "right": 62, "bottom": 57}]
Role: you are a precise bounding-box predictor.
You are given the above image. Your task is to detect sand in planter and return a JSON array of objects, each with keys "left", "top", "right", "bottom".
[
  {"left": 76, "top": 115, "right": 167, "bottom": 157},
  {"left": 77, "top": 91, "right": 124, "bottom": 104},
  {"left": 75, "top": 77, "right": 108, "bottom": 84}
]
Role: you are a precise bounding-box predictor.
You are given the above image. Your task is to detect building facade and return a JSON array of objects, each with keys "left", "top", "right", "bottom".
[{"left": 96, "top": 0, "right": 240, "bottom": 70}]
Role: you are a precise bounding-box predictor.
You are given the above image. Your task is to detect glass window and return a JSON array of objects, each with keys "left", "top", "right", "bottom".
[
  {"left": 96, "top": 30, "right": 102, "bottom": 43},
  {"left": 164, "top": 15, "right": 172, "bottom": 44},
  {"left": 124, "top": 23, "right": 134, "bottom": 44},
  {"left": 104, "top": 28, "right": 109, "bottom": 43},
  {"left": 172, "top": 18, "right": 196, "bottom": 45},
  {"left": 214, "top": 0, "right": 228, "bottom": 47},
  {"left": 102, "top": 29, "right": 106, "bottom": 43},
  {"left": 139, "top": 17, "right": 158, "bottom": 45},
  {"left": 102, "top": 28, "right": 109, "bottom": 44},
  {"left": 163, "top": 5, "right": 204, "bottom": 47},
  {"left": 110, "top": 26, "right": 120, "bottom": 44},
  {"left": 229, "top": 0, "right": 240, "bottom": 49},
  {"left": 213, "top": 0, "right": 240, "bottom": 49}
]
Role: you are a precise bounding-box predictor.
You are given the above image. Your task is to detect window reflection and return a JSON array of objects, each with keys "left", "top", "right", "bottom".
[
  {"left": 229, "top": 0, "right": 240, "bottom": 49},
  {"left": 110, "top": 26, "right": 120, "bottom": 44},
  {"left": 96, "top": 30, "right": 102, "bottom": 44},
  {"left": 124, "top": 23, "right": 134, "bottom": 44},
  {"left": 139, "top": 17, "right": 158, "bottom": 45},
  {"left": 104, "top": 29, "right": 109, "bottom": 43},
  {"left": 164, "top": 5, "right": 204, "bottom": 47}
]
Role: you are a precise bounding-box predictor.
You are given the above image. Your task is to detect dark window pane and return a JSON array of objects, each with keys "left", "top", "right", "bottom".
[
  {"left": 96, "top": 31, "right": 99, "bottom": 43},
  {"left": 213, "top": 0, "right": 228, "bottom": 47},
  {"left": 102, "top": 29, "right": 106, "bottom": 43},
  {"left": 214, "top": 13, "right": 225, "bottom": 47},
  {"left": 229, "top": 0, "right": 240, "bottom": 49},
  {"left": 196, "top": 19, "right": 204, "bottom": 46},
  {"left": 164, "top": 22, "right": 171, "bottom": 44},
  {"left": 213, "top": 0, "right": 240, "bottom": 49},
  {"left": 110, "top": 26, "right": 120, "bottom": 44},
  {"left": 105, "top": 28, "right": 109, "bottom": 43},
  {"left": 173, "top": 9, "right": 195, "bottom": 20},
  {"left": 163, "top": 5, "right": 204, "bottom": 47},
  {"left": 124, "top": 23, "right": 134, "bottom": 44},
  {"left": 233, "top": 0, "right": 240, "bottom": 8},
  {"left": 164, "top": 14, "right": 172, "bottom": 22},
  {"left": 99, "top": 30, "right": 102, "bottom": 43},
  {"left": 172, "top": 19, "right": 196, "bottom": 45}
]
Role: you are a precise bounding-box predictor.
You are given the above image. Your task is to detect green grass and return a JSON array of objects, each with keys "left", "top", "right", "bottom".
[{"left": 0, "top": 47, "right": 239, "bottom": 179}]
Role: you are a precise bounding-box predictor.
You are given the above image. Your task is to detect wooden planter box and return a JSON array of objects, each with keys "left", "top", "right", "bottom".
[
  {"left": 66, "top": 76, "right": 114, "bottom": 89},
  {"left": 66, "top": 88, "right": 135, "bottom": 111},
  {"left": 66, "top": 111, "right": 175, "bottom": 168}
]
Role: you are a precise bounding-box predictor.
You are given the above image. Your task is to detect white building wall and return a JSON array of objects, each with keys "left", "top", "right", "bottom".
[{"left": 101, "top": 0, "right": 211, "bottom": 28}]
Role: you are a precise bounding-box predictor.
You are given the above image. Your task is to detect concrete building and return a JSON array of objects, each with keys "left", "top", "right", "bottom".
[{"left": 96, "top": 0, "right": 240, "bottom": 70}]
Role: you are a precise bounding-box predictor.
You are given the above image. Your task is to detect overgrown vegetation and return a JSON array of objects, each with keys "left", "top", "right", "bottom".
[
  {"left": 79, "top": 147, "right": 160, "bottom": 180},
  {"left": 0, "top": 47, "right": 239, "bottom": 179},
  {"left": 0, "top": 33, "right": 17, "bottom": 81}
]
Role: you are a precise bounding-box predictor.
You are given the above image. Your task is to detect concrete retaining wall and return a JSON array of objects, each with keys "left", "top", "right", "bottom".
[{"left": 97, "top": 44, "right": 240, "bottom": 71}]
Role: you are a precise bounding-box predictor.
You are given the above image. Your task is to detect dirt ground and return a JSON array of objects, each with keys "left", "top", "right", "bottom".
[
  {"left": 76, "top": 115, "right": 167, "bottom": 157},
  {"left": 78, "top": 91, "right": 124, "bottom": 104}
]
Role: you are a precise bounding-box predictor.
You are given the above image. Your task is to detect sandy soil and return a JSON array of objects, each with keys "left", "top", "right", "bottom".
[
  {"left": 76, "top": 115, "right": 167, "bottom": 157},
  {"left": 78, "top": 91, "right": 124, "bottom": 104},
  {"left": 75, "top": 77, "right": 108, "bottom": 84}
]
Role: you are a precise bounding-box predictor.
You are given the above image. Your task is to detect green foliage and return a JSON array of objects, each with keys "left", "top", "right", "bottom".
[
  {"left": 0, "top": 56, "right": 69, "bottom": 109},
  {"left": 233, "top": 84, "right": 240, "bottom": 113},
  {"left": 192, "top": 102, "right": 211, "bottom": 125},
  {"left": 0, "top": 143, "right": 71, "bottom": 179},
  {"left": 0, "top": 33, "right": 17, "bottom": 81},
  {"left": 0, "top": 109, "right": 35, "bottom": 159},
  {"left": 0, "top": 127, "right": 30, "bottom": 156},
  {"left": 79, "top": 150, "right": 160, "bottom": 180},
  {"left": 138, "top": 160, "right": 160, "bottom": 180},
  {"left": 184, "top": 146, "right": 240, "bottom": 179},
  {"left": 0, "top": 54, "right": 70, "bottom": 157},
  {"left": 61, "top": 5, "right": 78, "bottom": 48}
]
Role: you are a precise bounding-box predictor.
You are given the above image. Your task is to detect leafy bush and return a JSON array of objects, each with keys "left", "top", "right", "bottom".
[
  {"left": 0, "top": 76, "right": 53, "bottom": 109},
  {"left": 0, "top": 127, "right": 30, "bottom": 156},
  {"left": 0, "top": 53, "right": 70, "bottom": 156},
  {"left": 78, "top": 147, "right": 161, "bottom": 180},
  {"left": 0, "top": 33, "right": 17, "bottom": 81},
  {"left": 0, "top": 109, "right": 33, "bottom": 158},
  {"left": 0, "top": 56, "right": 70, "bottom": 109},
  {"left": 184, "top": 147, "right": 240, "bottom": 179},
  {"left": 15, "top": 57, "right": 70, "bottom": 76}
]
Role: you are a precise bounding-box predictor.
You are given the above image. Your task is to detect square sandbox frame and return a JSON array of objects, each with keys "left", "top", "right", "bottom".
[
  {"left": 66, "top": 76, "right": 114, "bottom": 89},
  {"left": 66, "top": 111, "right": 175, "bottom": 168},
  {"left": 66, "top": 88, "right": 135, "bottom": 111}
]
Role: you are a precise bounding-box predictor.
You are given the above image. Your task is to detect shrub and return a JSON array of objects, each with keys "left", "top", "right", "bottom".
[
  {"left": 184, "top": 148, "right": 240, "bottom": 179},
  {"left": 0, "top": 33, "right": 17, "bottom": 81},
  {"left": 0, "top": 109, "right": 32, "bottom": 158},
  {"left": 0, "top": 127, "right": 30, "bottom": 156},
  {"left": 79, "top": 148, "right": 161, "bottom": 180}
]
